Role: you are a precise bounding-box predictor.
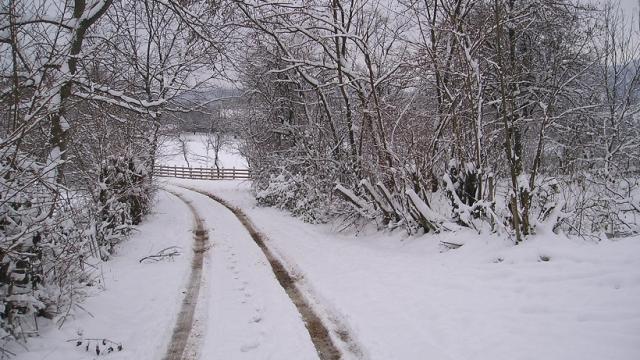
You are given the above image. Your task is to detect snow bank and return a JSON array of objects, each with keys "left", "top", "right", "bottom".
[{"left": 13, "top": 192, "right": 194, "bottom": 360}]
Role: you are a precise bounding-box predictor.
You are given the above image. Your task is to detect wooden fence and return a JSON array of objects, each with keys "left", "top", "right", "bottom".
[{"left": 153, "top": 165, "right": 251, "bottom": 180}]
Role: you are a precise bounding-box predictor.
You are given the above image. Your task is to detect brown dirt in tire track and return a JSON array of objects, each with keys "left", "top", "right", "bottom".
[
  {"left": 162, "top": 190, "right": 209, "bottom": 360},
  {"left": 179, "top": 186, "right": 344, "bottom": 360}
]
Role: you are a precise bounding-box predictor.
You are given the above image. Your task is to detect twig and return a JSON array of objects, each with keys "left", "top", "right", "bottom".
[
  {"left": 440, "top": 241, "right": 463, "bottom": 249},
  {"left": 139, "top": 246, "right": 182, "bottom": 263}
]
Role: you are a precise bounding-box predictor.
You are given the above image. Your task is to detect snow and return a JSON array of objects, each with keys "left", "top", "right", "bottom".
[
  {"left": 12, "top": 191, "right": 195, "bottom": 360},
  {"left": 164, "top": 184, "right": 319, "bottom": 359},
  {"left": 14, "top": 169, "right": 640, "bottom": 359},
  {"left": 13, "top": 182, "right": 320, "bottom": 360},
  {"left": 168, "top": 178, "right": 640, "bottom": 360},
  {"left": 157, "top": 132, "right": 248, "bottom": 168}
]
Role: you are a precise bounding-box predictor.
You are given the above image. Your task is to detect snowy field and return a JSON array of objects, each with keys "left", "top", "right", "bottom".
[
  {"left": 157, "top": 133, "right": 247, "bottom": 169},
  {"left": 167, "top": 178, "right": 640, "bottom": 360}
]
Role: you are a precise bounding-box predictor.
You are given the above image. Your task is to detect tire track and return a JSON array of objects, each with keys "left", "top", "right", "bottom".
[
  {"left": 176, "top": 185, "right": 356, "bottom": 360},
  {"left": 162, "top": 190, "right": 209, "bottom": 360}
]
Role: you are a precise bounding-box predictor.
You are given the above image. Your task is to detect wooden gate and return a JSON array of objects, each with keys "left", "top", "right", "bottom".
[{"left": 153, "top": 165, "right": 250, "bottom": 180}]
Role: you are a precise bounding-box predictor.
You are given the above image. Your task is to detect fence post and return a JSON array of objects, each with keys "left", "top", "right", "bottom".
[
  {"left": 232, "top": 167, "right": 236, "bottom": 179},
  {"left": 174, "top": 165, "right": 177, "bottom": 177}
]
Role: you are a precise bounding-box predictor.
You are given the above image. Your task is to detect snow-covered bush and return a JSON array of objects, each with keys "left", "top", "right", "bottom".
[
  {"left": 534, "top": 175, "right": 640, "bottom": 239},
  {"left": 0, "top": 147, "right": 90, "bottom": 340},
  {"left": 0, "top": 143, "right": 154, "bottom": 342},
  {"left": 94, "top": 155, "right": 152, "bottom": 259},
  {"left": 335, "top": 170, "right": 492, "bottom": 235},
  {"left": 254, "top": 171, "right": 336, "bottom": 223}
]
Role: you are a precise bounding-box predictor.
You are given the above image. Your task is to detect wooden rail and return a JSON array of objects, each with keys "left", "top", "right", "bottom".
[{"left": 153, "top": 165, "right": 250, "bottom": 180}]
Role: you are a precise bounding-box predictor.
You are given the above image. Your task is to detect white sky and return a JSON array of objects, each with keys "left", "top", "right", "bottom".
[
  {"left": 608, "top": 0, "right": 639, "bottom": 18},
  {"left": 618, "top": 0, "right": 639, "bottom": 12},
  {"left": 602, "top": 0, "right": 640, "bottom": 38}
]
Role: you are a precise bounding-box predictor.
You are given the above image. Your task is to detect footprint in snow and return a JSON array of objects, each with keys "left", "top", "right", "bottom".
[
  {"left": 240, "top": 341, "right": 260, "bottom": 352},
  {"left": 249, "top": 315, "right": 262, "bottom": 323}
]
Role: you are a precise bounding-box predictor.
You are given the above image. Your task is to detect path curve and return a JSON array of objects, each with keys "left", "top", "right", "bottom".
[
  {"left": 177, "top": 185, "right": 344, "bottom": 360},
  {"left": 162, "top": 190, "right": 209, "bottom": 360}
]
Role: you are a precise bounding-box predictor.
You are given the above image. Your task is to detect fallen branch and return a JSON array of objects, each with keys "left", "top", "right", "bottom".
[
  {"left": 0, "top": 346, "right": 16, "bottom": 358},
  {"left": 440, "top": 241, "right": 463, "bottom": 249},
  {"left": 139, "top": 246, "right": 182, "bottom": 263}
]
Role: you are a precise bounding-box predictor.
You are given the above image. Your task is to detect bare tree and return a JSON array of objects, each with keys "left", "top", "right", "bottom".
[{"left": 0, "top": 0, "right": 234, "bottom": 341}]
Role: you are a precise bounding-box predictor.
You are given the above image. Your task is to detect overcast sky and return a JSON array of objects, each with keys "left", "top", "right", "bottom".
[
  {"left": 592, "top": 0, "right": 640, "bottom": 32},
  {"left": 610, "top": 0, "right": 639, "bottom": 17}
]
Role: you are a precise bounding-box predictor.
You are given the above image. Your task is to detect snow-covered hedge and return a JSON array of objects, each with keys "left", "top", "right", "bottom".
[
  {"left": 0, "top": 147, "right": 87, "bottom": 340},
  {"left": 255, "top": 172, "right": 334, "bottom": 223},
  {"left": 0, "top": 147, "right": 153, "bottom": 342},
  {"left": 94, "top": 156, "right": 152, "bottom": 259}
]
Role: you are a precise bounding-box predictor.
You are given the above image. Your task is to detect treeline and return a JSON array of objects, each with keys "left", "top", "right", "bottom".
[{"left": 237, "top": 0, "right": 640, "bottom": 241}]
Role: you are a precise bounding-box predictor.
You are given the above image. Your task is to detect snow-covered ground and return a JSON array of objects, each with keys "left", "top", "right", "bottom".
[
  {"left": 14, "top": 152, "right": 640, "bottom": 359},
  {"left": 12, "top": 185, "right": 321, "bottom": 360},
  {"left": 164, "top": 184, "right": 319, "bottom": 359},
  {"left": 168, "top": 178, "right": 640, "bottom": 360},
  {"left": 157, "top": 133, "right": 247, "bottom": 168},
  {"left": 13, "top": 192, "right": 195, "bottom": 360}
]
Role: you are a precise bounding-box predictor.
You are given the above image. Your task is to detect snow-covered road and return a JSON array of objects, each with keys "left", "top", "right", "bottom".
[{"left": 165, "top": 185, "right": 320, "bottom": 360}]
